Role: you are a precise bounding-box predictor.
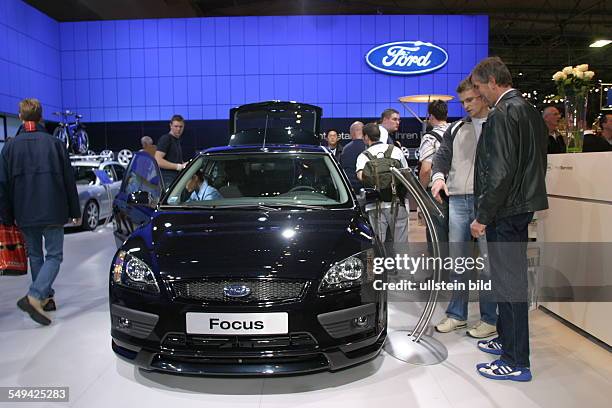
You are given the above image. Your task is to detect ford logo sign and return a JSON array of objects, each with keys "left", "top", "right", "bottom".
[
  {"left": 365, "top": 41, "right": 448, "bottom": 75},
  {"left": 223, "top": 284, "right": 251, "bottom": 298}
]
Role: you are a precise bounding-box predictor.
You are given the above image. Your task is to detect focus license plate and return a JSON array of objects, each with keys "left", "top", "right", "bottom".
[{"left": 185, "top": 312, "right": 289, "bottom": 335}]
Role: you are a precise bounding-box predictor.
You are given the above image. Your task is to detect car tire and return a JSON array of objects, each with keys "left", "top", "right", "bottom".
[{"left": 82, "top": 200, "right": 99, "bottom": 231}]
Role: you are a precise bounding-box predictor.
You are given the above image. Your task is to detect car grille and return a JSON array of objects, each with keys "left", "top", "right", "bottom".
[
  {"left": 170, "top": 279, "right": 308, "bottom": 303},
  {"left": 162, "top": 332, "right": 318, "bottom": 352}
]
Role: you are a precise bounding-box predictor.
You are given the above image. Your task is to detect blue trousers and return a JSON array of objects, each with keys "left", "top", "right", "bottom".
[
  {"left": 20, "top": 226, "right": 64, "bottom": 301},
  {"left": 445, "top": 195, "right": 497, "bottom": 325}
]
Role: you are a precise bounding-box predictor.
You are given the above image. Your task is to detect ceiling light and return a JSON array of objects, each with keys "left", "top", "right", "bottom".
[{"left": 589, "top": 40, "right": 611, "bottom": 48}]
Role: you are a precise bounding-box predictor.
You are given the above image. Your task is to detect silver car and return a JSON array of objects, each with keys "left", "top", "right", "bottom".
[{"left": 68, "top": 160, "right": 126, "bottom": 230}]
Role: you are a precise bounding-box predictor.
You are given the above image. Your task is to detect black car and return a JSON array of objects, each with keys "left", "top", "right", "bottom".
[{"left": 109, "top": 102, "right": 387, "bottom": 375}]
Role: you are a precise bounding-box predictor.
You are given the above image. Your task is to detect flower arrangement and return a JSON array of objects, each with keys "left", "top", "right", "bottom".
[{"left": 552, "top": 64, "right": 595, "bottom": 98}]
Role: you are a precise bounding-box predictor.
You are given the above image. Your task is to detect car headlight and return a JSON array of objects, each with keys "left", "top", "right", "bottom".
[
  {"left": 112, "top": 250, "right": 159, "bottom": 294},
  {"left": 318, "top": 250, "right": 374, "bottom": 292}
]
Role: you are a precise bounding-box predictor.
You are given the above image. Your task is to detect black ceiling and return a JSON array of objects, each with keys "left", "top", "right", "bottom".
[{"left": 24, "top": 0, "right": 612, "bottom": 103}]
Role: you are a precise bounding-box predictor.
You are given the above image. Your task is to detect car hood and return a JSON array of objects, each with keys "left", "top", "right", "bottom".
[{"left": 149, "top": 209, "right": 373, "bottom": 280}]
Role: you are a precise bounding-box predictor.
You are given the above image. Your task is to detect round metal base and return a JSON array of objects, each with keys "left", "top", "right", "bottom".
[{"left": 384, "top": 330, "right": 448, "bottom": 365}]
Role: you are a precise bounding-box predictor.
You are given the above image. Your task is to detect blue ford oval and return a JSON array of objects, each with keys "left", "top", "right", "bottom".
[
  {"left": 109, "top": 101, "right": 387, "bottom": 376},
  {"left": 365, "top": 41, "right": 448, "bottom": 75}
]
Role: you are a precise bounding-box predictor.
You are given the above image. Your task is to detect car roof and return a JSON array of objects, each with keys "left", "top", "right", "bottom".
[
  {"left": 201, "top": 144, "right": 329, "bottom": 155},
  {"left": 72, "top": 160, "right": 122, "bottom": 167}
]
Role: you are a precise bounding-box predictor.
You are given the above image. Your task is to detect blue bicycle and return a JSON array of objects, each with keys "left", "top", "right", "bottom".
[{"left": 53, "top": 110, "right": 89, "bottom": 154}]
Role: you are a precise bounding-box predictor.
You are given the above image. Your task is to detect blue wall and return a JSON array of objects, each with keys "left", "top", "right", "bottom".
[
  {"left": 0, "top": 0, "right": 488, "bottom": 123},
  {"left": 0, "top": 0, "right": 61, "bottom": 117},
  {"left": 59, "top": 15, "right": 488, "bottom": 122}
]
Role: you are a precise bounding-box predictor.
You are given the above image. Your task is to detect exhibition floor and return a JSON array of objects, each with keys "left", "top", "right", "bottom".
[{"left": 1, "top": 225, "right": 610, "bottom": 408}]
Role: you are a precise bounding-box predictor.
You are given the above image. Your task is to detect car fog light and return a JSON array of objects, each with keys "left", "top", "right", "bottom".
[
  {"left": 353, "top": 316, "right": 369, "bottom": 327},
  {"left": 117, "top": 317, "right": 131, "bottom": 329}
]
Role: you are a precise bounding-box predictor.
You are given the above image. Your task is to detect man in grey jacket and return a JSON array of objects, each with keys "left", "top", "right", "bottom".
[{"left": 431, "top": 79, "right": 497, "bottom": 339}]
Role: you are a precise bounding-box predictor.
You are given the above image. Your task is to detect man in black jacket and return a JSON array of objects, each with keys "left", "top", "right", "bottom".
[
  {"left": 469, "top": 58, "right": 548, "bottom": 382},
  {"left": 0, "top": 98, "right": 80, "bottom": 326}
]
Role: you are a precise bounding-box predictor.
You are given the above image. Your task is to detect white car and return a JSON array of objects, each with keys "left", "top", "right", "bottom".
[{"left": 68, "top": 160, "right": 126, "bottom": 230}]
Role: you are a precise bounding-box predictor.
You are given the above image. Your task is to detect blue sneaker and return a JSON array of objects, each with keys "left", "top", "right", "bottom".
[
  {"left": 477, "top": 337, "right": 503, "bottom": 355},
  {"left": 477, "top": 359, "right": 532, "bottom": 382}
]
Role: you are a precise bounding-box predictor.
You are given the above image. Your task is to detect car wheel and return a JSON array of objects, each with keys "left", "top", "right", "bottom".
[{"left": 82, "top": 200, "right": 99, "bottom": 231}]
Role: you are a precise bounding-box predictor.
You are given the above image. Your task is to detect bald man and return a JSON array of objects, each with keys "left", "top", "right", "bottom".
[
  {"left": 339, "top": 121, "right": 366, "bottom": 191},
  {"left": 543, "top": 106, "right": 566, "bottom": 154}
]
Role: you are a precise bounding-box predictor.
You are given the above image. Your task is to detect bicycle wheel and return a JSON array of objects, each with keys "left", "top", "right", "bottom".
[
  {"left": 74, "top": 128, "right": 89, "bottom": 155},
  {"left": 53, "top": 127, "right": 70, "bottom": 151}
]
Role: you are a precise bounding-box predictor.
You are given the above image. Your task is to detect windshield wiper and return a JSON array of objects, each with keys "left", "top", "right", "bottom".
[
  {"left": 278, "top": 203, "right": 328, "bottom": 210},
  {"left": 210, "top": 204, "right": 281, "bottom": 211}
]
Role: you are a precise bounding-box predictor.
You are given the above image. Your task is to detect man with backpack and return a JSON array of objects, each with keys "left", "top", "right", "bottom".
[
  {"left": 356, "top": 123, "right": 409, "bottom": 243},
  {"left": 430, "top": 79, "right": 497, "bottom": 339},
  {"left": 418, "top": 100, "right": 450, "bottom": 188}
]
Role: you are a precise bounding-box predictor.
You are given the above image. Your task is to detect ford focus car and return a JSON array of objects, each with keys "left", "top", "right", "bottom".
[{"left": 109, "top": 101, "right": 386, "bottom": 375}]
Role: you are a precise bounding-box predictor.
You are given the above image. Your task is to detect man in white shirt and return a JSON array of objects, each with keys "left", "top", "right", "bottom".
[
  {"left": 378, "top": 108, "right": 401, "bottom": 145},
  {"left": 356, "top": 123, "right": 409, "bottom": 243}
]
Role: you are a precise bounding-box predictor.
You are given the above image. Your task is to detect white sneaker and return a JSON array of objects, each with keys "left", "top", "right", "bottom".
[
  {"left": 435, "top": 317, "right": 467, "bottom": 333},
  {"left": 467, "top": 321, "right": 497, "bottom": 338}
]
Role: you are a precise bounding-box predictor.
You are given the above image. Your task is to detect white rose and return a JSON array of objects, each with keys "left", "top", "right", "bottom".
[
  {"left": 576, "top": 64, "right": 589, "bottom": 72},
  {"left": 562, "top": 66, "right": 573, "bottom": 75},
  {"left": 584, "top": 71, "right": 595, "bottom": 80},
  {"left": 573, "top": 69, "right": 584, "bottom": 79},
  {"left": 552, "top": 71, "right": 566, "bottom": 81}
]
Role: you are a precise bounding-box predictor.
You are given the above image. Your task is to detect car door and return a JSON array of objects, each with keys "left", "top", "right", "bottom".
[
  {"left": 113, "top": 152, "right": 163, "bottom": 246},
  {"left": 110, "top": 164, "right": 125, "bottom": 198}
]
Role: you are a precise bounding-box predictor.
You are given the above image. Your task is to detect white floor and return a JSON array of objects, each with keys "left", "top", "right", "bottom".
[{"left": 1, "top": 225, "right": 610, "bottom": 408}]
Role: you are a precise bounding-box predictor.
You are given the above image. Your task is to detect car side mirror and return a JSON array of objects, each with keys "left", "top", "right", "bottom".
[
  {"left": 357, "top": 188, "right": 380, "bottom": 207},
  {"left": 127, "top": 191, "right": 153, "bottom": 207}
]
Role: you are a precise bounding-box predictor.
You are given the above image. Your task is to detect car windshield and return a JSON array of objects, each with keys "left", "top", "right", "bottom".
[
  {"left": 163, "top": 153, "right": 351, "bottom": 208},
  {"left": 73, "top": 165, "right": 97, "bottom": 185}
]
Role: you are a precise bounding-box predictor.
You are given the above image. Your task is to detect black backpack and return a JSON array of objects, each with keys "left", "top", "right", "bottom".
[{"left": 361, "top": 145, "right": 405, "bottom": 202}]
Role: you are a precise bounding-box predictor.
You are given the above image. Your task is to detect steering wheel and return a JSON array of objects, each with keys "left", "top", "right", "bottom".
[{"left": 288, "top": 185, "right": 317, "bottom": 193}]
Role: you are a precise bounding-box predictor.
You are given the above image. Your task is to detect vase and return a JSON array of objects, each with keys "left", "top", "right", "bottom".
[{"left": 564, "top": 93, "right": 588, "bottom": 153}]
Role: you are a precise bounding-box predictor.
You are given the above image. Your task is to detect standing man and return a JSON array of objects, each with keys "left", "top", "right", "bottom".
[
  {"left": 431, "top": 79, "right": 497, "bottom": 338},
  {"left": 340, "top": 121, "right": 366, "bottom": 192},
  {"left": 0, "top": 98, "right": 80, "bottom": 326},
  {"left": 469, "top": 57, "right": 548, "bottom": 382},
  {"left": 583, "top": 113, "right": 612, "bottom": 152},
  {"left": 156, "top": 114, "right": 188, "bottom": 187},
  {"left": 356, "top": 123, "right": 409, "bottom": 244},
  {"left": 325, "top": 129, "right": 343, "bottom": 160},
  {"left": 418, "top": 100, "right": 449, "bottom": 188},
  {"left": 379, "top": 108, "right": 401, "bottom": 145},
  {"left": 140, "top": 135, "right": 156, "bottom": 157},
  {"left": 543, "top": 106, "right": 566, "bottom": 154}
]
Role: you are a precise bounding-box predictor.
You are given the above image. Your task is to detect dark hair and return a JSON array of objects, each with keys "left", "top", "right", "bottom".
[
  {"left": 427, "top": 100, "right": 448, "bottom": 121},
  {"left": 456, "top": 79, "right": 474, "bottom": 94},
  {"left": 170, "top": 114, "right": 185, "bottom": 123},
  {"left": 601, "top": 113, "right": 611, "bottom": 127},
  {"left": 470, "top": 57, "right": 513, "bottom": 87},
  {"left": 326, "top": 129, "right": 338, "bottom": 136},
  {"left": 363, "top": 122, "right": 381, "bottom": 141},
  {"left": 381, "top": 108, "right": 400, "bottom": 121},
  {"left": 19, "top": 98, "right": 43, "bottom": 122}
]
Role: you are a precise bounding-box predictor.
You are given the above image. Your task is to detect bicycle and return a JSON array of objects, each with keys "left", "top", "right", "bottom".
[{"left": 53, "top": 110, "right": 89, "bottom": 154}]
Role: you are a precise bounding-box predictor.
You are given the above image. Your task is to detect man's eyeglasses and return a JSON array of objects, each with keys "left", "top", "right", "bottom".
[{"left": 460, "top": 96, "right": 482, "bottom": 105}]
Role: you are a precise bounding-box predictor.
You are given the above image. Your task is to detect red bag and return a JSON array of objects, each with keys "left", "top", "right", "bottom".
[{"left": 0, "top": 225, "right": 28, "bottom": 276}]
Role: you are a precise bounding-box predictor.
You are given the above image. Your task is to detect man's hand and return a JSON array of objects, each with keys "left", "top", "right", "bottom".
[
  {"left": 470, "top": 219, "right": 486, "bottom": 238},
  {"left": 431, "top": 179, "right": 448, "bottom": 204}
]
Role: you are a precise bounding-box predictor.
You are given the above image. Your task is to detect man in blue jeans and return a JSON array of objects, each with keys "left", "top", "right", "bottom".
[
  {"left": 469, "top": 58, "right": 548, "bottom": 382},
  {"left": 0, "top": 98, "right": 80, "bottom": 326},
  {"left": 431, "top": 79, "right": 497, "bottom": 338}
]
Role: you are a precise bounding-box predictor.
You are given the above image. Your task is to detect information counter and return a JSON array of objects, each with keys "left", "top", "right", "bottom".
[{"left": 537, "top": 152, "right": 612, "bottom": 346}]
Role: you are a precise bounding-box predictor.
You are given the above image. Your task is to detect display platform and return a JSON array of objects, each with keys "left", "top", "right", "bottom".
[{"left": 0, "top": 226, "right": 610, "bottom": 407}]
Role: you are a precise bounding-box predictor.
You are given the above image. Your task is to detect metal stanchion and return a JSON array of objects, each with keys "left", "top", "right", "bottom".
[{"left": 383, "top": 168, "right": 448, "bottom": 365}]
